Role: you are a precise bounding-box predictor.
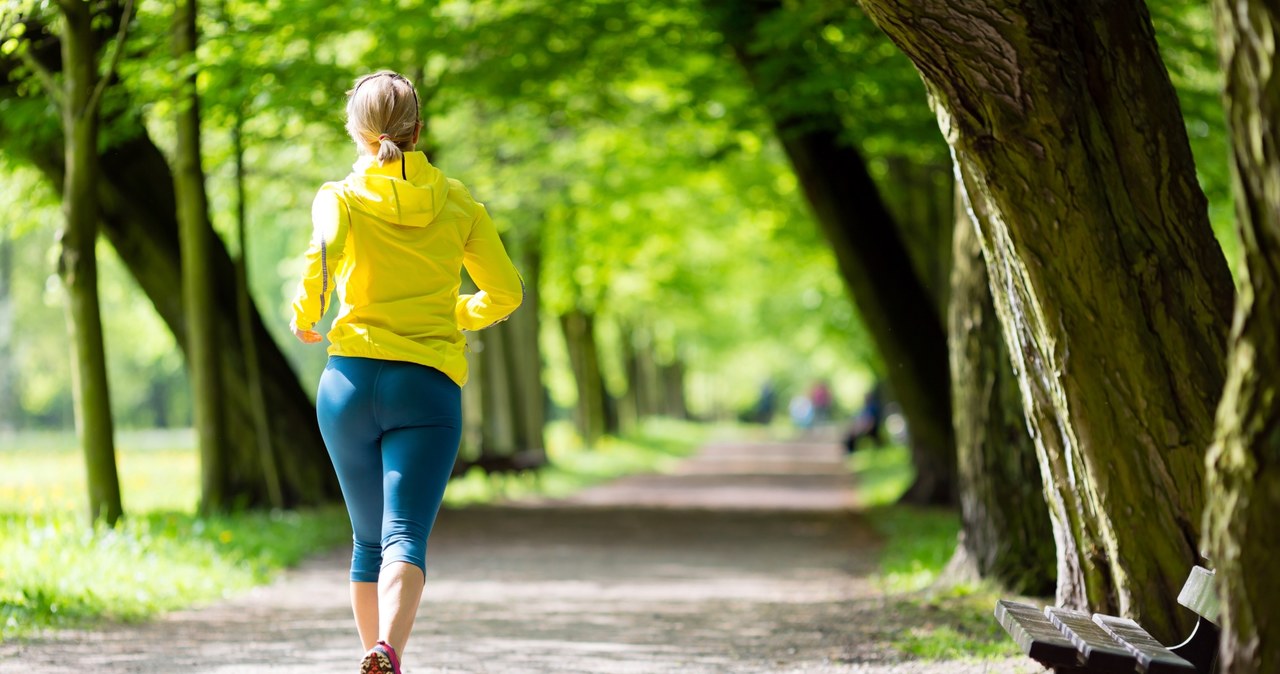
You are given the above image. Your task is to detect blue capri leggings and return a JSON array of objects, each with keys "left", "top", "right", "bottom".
[{"left": 316, "top": 356, "right": 462, "bottom": 583}]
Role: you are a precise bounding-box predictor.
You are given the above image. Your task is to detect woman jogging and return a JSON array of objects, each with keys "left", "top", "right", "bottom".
[{"left": 289, "top": 70, "right": 523, "bottom": 674}]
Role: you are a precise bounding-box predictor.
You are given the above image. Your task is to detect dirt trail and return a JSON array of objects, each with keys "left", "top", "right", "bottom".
[{"left": 0, "top": 438, "right": 1039, "bottom": 673}]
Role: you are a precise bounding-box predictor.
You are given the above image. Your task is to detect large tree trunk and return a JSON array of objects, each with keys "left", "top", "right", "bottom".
[
  {"left": 704, "top": 0, "right": 956, "bottom": 506},
  {"left": 1204, "top": 2, "right": 1280, "bottom": 672},
  {"left": 950, "top": 182, "right": 1053, "bottom": 595},
  {"left": 173, "top": 0, "right": 230, "bottom": 515},
  {"left": 59, "top": 2, "right": 123, "bottom": 526},
  {"left": 860, "top": 0, "right": 1235, "bottom": 640}
]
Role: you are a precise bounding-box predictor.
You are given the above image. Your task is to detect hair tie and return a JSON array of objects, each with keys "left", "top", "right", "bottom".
[{"left": 377, "top": 134, "right": 390, "bottom": 142}]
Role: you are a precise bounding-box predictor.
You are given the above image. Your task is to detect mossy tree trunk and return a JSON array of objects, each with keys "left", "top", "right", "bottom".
[
  {"left": 859, "top": 0, "right": 1235, "bottom": 640},
  {"left": 1204, "top": 2, "right": 1280, "bottom": 671},
  {"left": 705, "top": 0, "right": 956, "bottom": 506},
  {"left": 52, "top": 0, "right": 132, "bottom": 526},
  {"left": 950, "top": 182, "right": 1054, "bottom": 595},
  {"left": 173, "top": 0, "right": 230, "bottom": 515}
]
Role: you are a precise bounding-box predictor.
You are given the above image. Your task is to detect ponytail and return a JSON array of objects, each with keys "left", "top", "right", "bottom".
[{"left": 345, "top": 71, "right": 420, "bottom": 166}]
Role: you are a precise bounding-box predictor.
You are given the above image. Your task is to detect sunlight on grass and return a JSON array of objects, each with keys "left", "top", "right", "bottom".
[
  {"left": 847, "top": 443, "right": 914, "bottom": 508},
  {"left": 892, "top": 584, "right": 1022, "bottom": 660}
]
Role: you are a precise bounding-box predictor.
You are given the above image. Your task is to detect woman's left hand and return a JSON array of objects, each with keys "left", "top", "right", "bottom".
[{"left": 290, "top": 320, "right": 323, "bottom": 344}]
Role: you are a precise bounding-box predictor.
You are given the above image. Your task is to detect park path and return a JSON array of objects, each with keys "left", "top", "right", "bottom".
[{"left": 0, "top": 437, "right": 1038, "bottom": 673}]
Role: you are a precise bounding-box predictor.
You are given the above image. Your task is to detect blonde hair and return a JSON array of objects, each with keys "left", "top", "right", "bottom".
[{"left": 345, "top": 71, "right": 421, "bottom": 165}]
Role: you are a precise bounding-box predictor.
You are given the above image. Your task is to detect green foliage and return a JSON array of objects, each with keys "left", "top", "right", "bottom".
[{"left": 0, "top": 0, "right": 1243, "bottom": 423}]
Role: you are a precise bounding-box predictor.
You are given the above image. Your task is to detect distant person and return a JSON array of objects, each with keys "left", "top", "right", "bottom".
[
  {"left": 754, "top": 379, "right": 777, "bottom": 424},
  {"left": 789, "top": 394, "right": 815, "bottom": 429},
  {"left": 810, "top": 379, "right": 834, "bottom": 424},
  {"left": 289, "top": 70, "right": 523, "bottom": 674},
  {"left": 843, "top": 381, "right": 886, "bottom": 453}
]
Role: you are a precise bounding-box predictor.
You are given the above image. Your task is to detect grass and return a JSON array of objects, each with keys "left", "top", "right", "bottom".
[
  {"left": 847, "top": 441, "right": 1020, "bottom": 661},
  {"left": 0, "top": 419, "right": 705, "bottom": 641}
]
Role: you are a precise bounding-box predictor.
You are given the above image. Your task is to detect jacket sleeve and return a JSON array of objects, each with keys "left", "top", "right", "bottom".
[
  {"left": 290, "top": 185, "right": 350, "bottom": 331},
  {"left": 455, "top": 204, "right": 524, "bottom": 331}
]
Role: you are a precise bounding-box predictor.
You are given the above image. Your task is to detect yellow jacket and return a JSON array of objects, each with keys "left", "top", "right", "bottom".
[{"left": 291, "top": 151, "right": 523, "bottom": 386}]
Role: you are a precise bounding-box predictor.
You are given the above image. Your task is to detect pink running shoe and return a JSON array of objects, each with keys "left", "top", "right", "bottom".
[{"left": 360, "top": 640, "right": 401, "bottom": 674}]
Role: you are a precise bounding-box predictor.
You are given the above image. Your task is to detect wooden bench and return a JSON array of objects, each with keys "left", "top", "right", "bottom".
[{"left": 996, "top": 565, "right": 1219, "bottom": 673}]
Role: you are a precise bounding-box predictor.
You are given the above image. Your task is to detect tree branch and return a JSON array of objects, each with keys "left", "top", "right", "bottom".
[
  {"left": 86, "top": 0, "right": 134, "bottom": 114},
  {"left": 16, "top": 44, "right": 64, "bottom": 108}
]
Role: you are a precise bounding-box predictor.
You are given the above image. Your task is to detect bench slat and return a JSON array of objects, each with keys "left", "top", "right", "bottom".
[
  {"left": 994, "top": 600, "right": 1080, "bottom": 667},
  {"left": 1046, "top": 606, "right": 1136, "bottom": 673},
  {"left": 1093, "top": 614, "right": 1196, "bottom": 674},
  {"left": 1177, "top": 566, "right": 1219, "bottom": 625}
]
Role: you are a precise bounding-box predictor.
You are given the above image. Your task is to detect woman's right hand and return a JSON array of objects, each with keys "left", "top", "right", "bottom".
[{"left": 290, "top": 319, "right": 323, "bottom": 344}]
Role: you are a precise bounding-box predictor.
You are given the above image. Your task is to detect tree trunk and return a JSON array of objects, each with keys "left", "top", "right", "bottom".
[
  {"left": 478, "top": 323, "right": 518, "bottom": 457},
  {"left": 860, "top": 0, "right": 1235, "bottom": 639},
  {"left": 173, "top": 0, "right": 230, "bottom": 515},
  {"left": 232, "top": 112, "right": 284, "bottom": 510},
  {"left": 560, "top": 309, "right": 607, "bottom": 445},
  {"left": 59, "top": 1, "right": 123, "bottom": 526},
  {"left": 1203, "top": 2, "right": 1280, "bottom": 671},
  {"left": 9, "top": 121, "right": 340, "bottom": 508},
  {"left": 704, "top": 0, "right": 956, "bottom": 506},
  {"left": 885, "top": 157, "right": 953, "bottom": 320},
  {"left": 503, "top": 250, "right": 546, "bottom": 461},
  {"left": 950, "top": 181, "right": 1054, "bottom": 595},
  {"left": 660, "top": 358, "right": 688, "bottom": 419}
]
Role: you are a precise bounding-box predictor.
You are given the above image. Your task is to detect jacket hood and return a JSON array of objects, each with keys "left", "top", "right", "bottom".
[{"left": 341, "top": 151, "right": 449, "bottom": 227}]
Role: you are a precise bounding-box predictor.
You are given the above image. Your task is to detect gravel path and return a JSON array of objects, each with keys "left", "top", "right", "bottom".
[{"left": 0, "top": 438, "right": 1041, "bottom": 673}]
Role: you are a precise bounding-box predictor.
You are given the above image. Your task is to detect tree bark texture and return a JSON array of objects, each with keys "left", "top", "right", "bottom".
[
  {"left": 951, "top": 181, "right": 1054, "bottom": 596},
  {"left": 1204, "top": 2, "right": 1280, "bottom": 672},
  {"left": 859, "top": 0, "right": 1236, "bottom": 638},
  {"left": 173, "top": 0, "right": 230, "bottom": 515},
  {"left": 59, "top": 1, "right": 123, "bottom": 525},
  {"left": 705, "top": 0, "right": 956, "bottom": 506}
]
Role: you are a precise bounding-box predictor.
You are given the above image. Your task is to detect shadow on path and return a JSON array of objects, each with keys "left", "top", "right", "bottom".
[{"left": 0, "top": 438, "right": 1037, "bottom": 673}]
